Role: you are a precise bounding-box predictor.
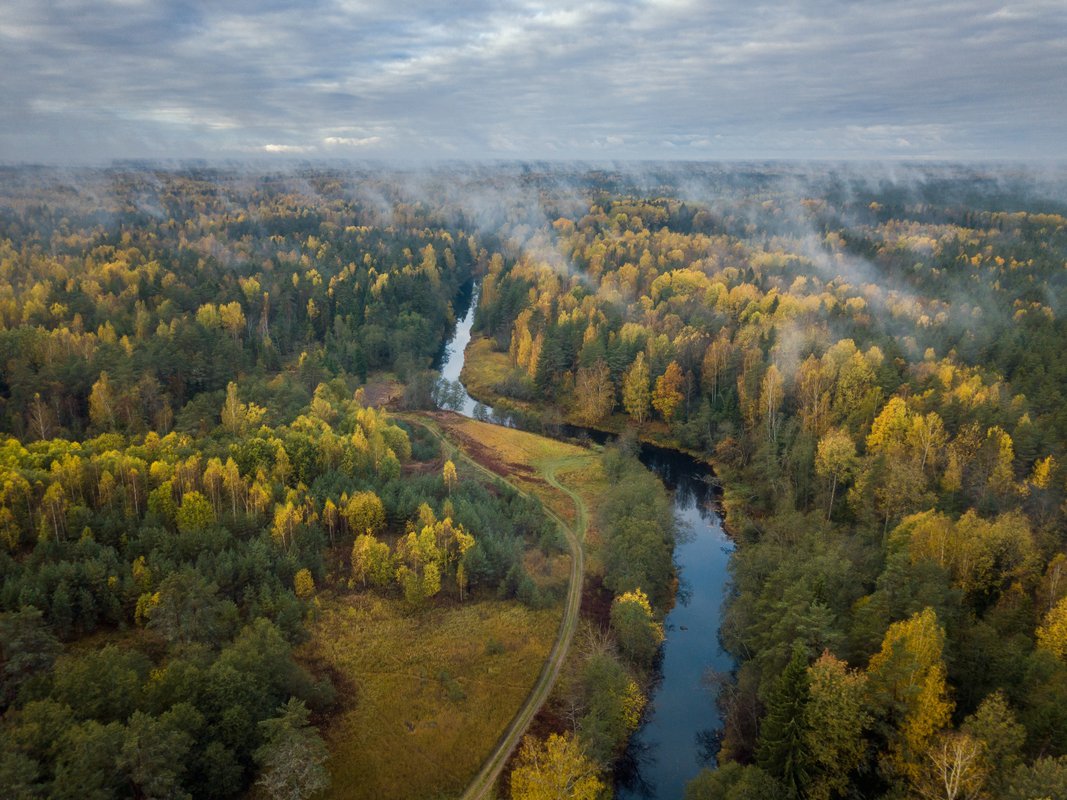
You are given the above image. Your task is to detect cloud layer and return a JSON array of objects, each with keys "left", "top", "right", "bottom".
[{"left": 2, "top": 0, "right": 1065, "bottom": 162}]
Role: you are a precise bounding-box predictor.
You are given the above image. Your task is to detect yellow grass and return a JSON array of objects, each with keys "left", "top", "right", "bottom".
[
  {"left": 458, "top": 337, "right": 528, "bottom": 410},
  {"left": 303, "top": 593, "right": 559, "bottom": 800},
  {"left": 435, "top": 414, "right": 607, "bottom": 529}
]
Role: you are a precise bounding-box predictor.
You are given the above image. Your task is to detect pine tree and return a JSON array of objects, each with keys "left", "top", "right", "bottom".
[
  {"left": 254, "top": 699, "right": 329, "bottom": 800},
  {"left": 756, "top": 646, "right": 812, "bottom": 798}
]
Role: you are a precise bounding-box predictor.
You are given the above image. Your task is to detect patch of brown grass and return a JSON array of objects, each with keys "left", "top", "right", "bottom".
[{"left": 301, "top": 593, "right": 559, "bottom": 800}]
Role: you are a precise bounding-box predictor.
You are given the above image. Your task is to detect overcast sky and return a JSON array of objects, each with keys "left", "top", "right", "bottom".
[{"left": 2, "top": 0, "right": 1064, "bottom": 163}]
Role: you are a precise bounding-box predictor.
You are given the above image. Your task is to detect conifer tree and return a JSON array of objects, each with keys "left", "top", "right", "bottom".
[{"left": 756, "top": 645, "right": 812, "bottom": 798}]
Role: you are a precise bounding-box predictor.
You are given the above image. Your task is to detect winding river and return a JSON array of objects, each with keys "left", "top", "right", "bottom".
[{"left": 435, "top": 282, "right": 735, "bottom": 799}]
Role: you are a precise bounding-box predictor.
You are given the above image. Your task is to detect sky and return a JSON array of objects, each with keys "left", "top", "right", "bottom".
[{"left": 1, "top": 0, "right": 1065, "bottom": 163}]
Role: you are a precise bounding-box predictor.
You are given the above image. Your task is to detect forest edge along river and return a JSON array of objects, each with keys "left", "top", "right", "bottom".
[{"left": 435, "top": 281, "right": 735, "bottom": 799}]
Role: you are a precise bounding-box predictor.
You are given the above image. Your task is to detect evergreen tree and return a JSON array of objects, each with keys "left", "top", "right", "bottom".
[
  {"left": 755, "top": 645, "right": 812, "bottom": 798},
  {"left": 254, "top": 699, "right": 329, "bottom": 800}
]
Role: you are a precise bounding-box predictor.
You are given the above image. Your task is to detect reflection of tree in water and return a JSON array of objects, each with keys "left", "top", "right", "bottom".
[
  {"left": 674, "top": 576, "right": 693, "bottom": 608},
  {"left": 614, "top": 652, "right": 668, "bottom": 799},
  {"left": 635, "top": 447, "right": 720, "bottom": 528},
  {"left": 695, "top": 727, "right": 722, "bottom": 767},
  {"left": 674, "top": 517, "right": 696, "bottom": 546},
  {"left": 613, "top": 735, "right": 658, "bottom": 799}
]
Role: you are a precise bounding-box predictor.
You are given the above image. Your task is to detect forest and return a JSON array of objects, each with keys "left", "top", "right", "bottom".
[
  {"left": 2, "top": 163, "right": 1067, "bottom": 799},
  {"left": 465, "top": 165, "right": 1067, "bottom": 798}
]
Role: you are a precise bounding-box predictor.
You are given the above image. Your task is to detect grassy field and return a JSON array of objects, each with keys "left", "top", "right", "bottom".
[
  {"left": 302, "top": 593, "right": 560, "bottom": 800},
  {"left": 457, "top": 338, "right": 533, "bottom": 414},
  {"left": 305, "top": 414, "right": 614, "bottom": 800},
  {"left": 433, "top": 413, "right": 607, "bottom": 530}
]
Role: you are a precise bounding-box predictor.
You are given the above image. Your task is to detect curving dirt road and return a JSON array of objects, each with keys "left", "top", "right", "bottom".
[{"left": 398, "top": 414, "right": 588, "bottom": 800}]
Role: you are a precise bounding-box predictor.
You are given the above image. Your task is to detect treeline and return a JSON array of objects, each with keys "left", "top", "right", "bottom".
[{"left": 469, "top": 179, "right": 1067, "bottom": 797}]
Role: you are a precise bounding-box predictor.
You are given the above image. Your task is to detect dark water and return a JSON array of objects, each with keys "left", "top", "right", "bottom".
[
  {"left": 614, "top": 445, "right": 734, "bottom": 800},
  {"left": 437, "top": 283, "right": 734, "bottom": 799}
]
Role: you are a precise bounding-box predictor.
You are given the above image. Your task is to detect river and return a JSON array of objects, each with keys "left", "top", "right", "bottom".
[{"left": 435, "top": 281, "right": 735, "bottom": 799}]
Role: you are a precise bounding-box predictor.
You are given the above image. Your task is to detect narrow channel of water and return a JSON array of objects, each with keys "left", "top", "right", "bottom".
[
  {"left": 435, "top": 281, "right": 734, "bottom": 799},
  {"left": 432, "top": 281, "right": 480, "bottom": 418}
]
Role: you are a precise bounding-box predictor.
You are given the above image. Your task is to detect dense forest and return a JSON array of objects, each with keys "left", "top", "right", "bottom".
[
  {"left": 467, "top": 166, "right": 1067, "bottom": 798},
  {"left": 3, "top": 163, "right": 1067, "bottom": 799},
  {"left": 0, "top": 167, "right": 569, "bottom": 799}
]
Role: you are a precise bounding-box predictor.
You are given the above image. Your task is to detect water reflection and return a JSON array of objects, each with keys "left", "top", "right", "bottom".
[{"left": 615, "top": 446, "right": 735, "bottom": 800}]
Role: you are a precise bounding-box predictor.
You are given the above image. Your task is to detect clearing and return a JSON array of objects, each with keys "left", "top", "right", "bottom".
[{"left": 303, "top": 594, "right": 559, "bottom": 800}]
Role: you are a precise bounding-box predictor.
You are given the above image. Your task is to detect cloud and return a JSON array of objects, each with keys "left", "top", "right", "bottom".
[
  {"left": 0, "top": 0, "right": 1064, "bottom": 162},
  {"left": 261, "top": 144, "right": 315, "bottom": 153}
]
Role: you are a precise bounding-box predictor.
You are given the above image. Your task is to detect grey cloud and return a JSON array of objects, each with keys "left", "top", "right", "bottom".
[{"left": 0, "top": 0, "right": 1064, "bottom": 162}]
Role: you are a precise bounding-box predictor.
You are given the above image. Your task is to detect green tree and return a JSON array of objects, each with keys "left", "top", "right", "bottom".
[
  {"left": 147, "top": 570, "right": 236, "bottom": 646},
  {"left": 685, "top": 761, "right": 783, "bottom": 800},
  {"left": 1005, "top": 756, "right": 1067, "bottom": 800},
  {"left": 53, "top": 721, "right": 125, "bottom": 800},
  {"left": 0, "top": 746, "right": 42, "bottom": 800},
  {"left": 804, "top": 651, "right": 870, "bottom": 800},
  {"left": 254, "top": 699, "right": 329, "bottom": 800},
  {"left": 118, "top": 711, "right": 193, "bottom": 800},
  {"left": 962, "top": 690, "right": 1025, "bottom": 795},
  {"left": 0, "top": 607, "right": 60, "bottom": 710},
  {"left": 579, "top": 651, "right": 645, "bottom": 763},
  {"left": 756, "top": 645, "right": 812, "bottom": 798},
  {"left": 610, "top": 588, "right": 664, "bottom": 670}
]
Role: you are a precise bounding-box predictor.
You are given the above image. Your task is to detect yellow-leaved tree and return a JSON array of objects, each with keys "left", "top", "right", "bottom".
[
  {"left": 510, "top": 733, "right": 605, "bottom": 800},
  {"left": 815, "top": 427, "right": 857, "bottom": 520},
  {"left": 651, "top": 361, "right": 684, "bottom": 422},
  {"left": 294, "top": 568, "right": 315, "bottom": 599},
  {"left": 442, "top": 459, "right": 458, "bottom": 495},
  {"left": 344, "top": 491, "right": 385, "bottom": 536},
  {"left": 866, "top": 607, "right": 953, "bottom": 789},
  {"left": 1037, "top": 595, "right": 1067, "bottom": 661},
  {"left": 622, "top": 352, "right": 651, "bottom": 423}
]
